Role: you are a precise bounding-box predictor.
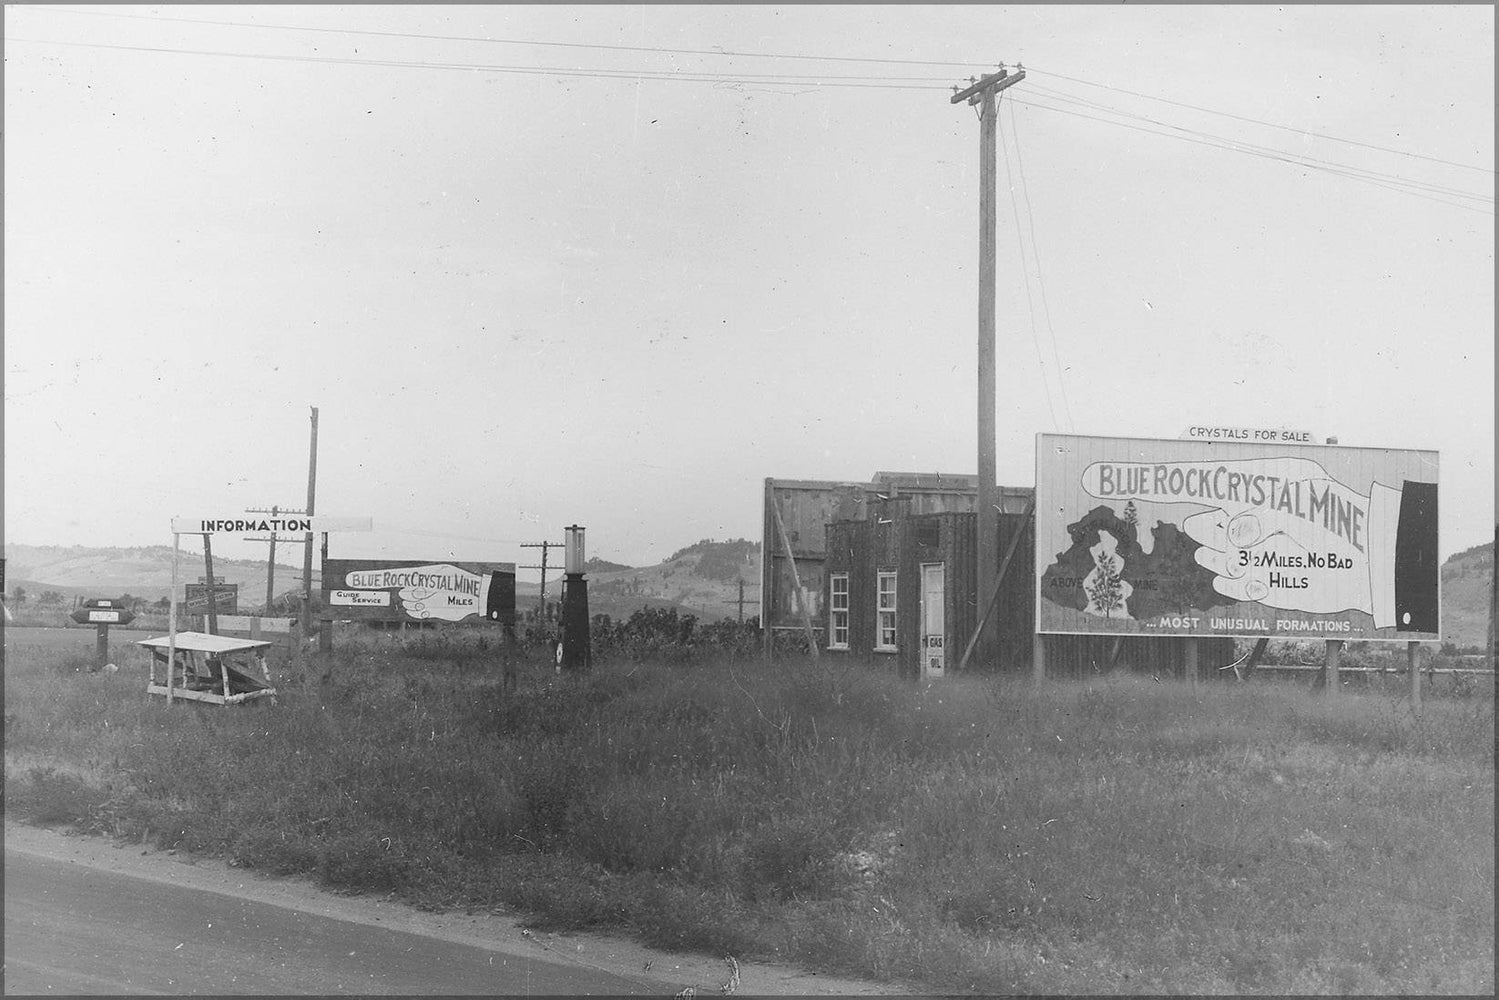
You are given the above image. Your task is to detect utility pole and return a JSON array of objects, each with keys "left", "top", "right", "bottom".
[
  {"left": 722, "top": 578, "right": 761, "bottom": 623},
  {"left": 951, "top": 65, "right": 1025, "bottom": 671},
  {"left": 301, "top": 406, "right": 319, "bottom": 639},
  {"left": 202, "top": 535, "right": 220, "bottom": 635},
  {"left": 246, "top": 504, "right": 307, "bottom": 613},
  {"left": 520, "top": 540, "right": 562, "bottom": 622}
]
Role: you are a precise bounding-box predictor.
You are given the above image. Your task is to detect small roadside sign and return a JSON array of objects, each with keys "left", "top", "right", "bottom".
[
  {"left": 71, "top": 607, "right": 135, "bottom": 625},
  {"left": 1179, "top": 426, "right": 1319, "bottom": 445}
]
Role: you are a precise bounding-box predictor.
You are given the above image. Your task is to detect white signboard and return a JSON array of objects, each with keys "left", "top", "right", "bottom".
[
  {"left": 1036, "top": 434, "right": 1439, "bottom": 641},
  {"left": 171, "top": 515, "right": 373, "bottom": 534},
  {"left": 329, "top": 590, "right": 392, "bottom": 607}
]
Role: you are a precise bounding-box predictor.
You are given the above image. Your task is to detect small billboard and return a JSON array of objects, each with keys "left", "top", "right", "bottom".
[
  {"left": 184, "top": 583, "right": 239, "bottom": 615},
  {"left": 1035, "top": 434, "right": 1439, "bottom": 641},
  {"left": 322, "top": 559, "right": 516, "bottom": 624}
]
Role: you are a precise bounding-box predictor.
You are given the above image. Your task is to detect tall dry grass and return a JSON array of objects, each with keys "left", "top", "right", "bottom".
[{"left": 4, "top": 631, "right": 1493, "bottom": 994}]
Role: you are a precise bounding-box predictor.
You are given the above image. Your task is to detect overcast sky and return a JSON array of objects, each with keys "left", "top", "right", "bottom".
[{"left": 5, "top": 4, "right": 1493, "bottom": 575}]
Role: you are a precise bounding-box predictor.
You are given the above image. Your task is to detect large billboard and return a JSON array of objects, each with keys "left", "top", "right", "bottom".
[
  {"left": 1035, "top": 434, "right": 1439, "bottom": 641},
  {"left": 322, "top": 559, "right": 516, "bottom": 624}
]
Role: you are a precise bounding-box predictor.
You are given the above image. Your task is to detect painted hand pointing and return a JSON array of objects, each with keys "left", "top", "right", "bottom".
[{"left": 1083, "top": 457, "right": 1402, "bottom": 626}]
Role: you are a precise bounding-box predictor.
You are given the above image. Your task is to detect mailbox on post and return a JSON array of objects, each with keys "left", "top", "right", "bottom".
[{"left": 72, "top": 598, "right": 137, "bottom": 670}]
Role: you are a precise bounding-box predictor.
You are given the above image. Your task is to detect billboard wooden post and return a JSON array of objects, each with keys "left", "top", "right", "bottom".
[
  {"left": 1407, "top": 640, "right": 1421, "bottom": 713},
  {"left": 1185, "top": 637, "right": 1199, "bottom": 687},
  {"left": 96, "top": 623, "right": 109, "bottom": 671},
  {"left": 318, "top": 532, "right": 332, "bottom": 655},
  {"left": 1032, "top": 633, "right": 1045, "bottom": 682},
  {"left": 1324, "top": 640, "right": 1343, "bottom": 696}
]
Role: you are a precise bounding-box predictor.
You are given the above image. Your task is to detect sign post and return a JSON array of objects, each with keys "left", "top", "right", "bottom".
[
  {"left": 169, "top": 532, "right": 179, "bottom": 703},
  {"left": 168, "top": 515, "right": 371, "bottom": 700}
]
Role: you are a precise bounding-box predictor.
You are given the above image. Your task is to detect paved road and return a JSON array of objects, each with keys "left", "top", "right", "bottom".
[{"left": 4, "top": 847, "right": 667, "bottom": 995}]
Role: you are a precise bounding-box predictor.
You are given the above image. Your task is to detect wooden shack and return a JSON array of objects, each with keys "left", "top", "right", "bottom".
[
  {"left": 824, "top": 505, "right": 1233, "bottom": 680},
  {"left": 761, "top": 472, "right": 1031, "bottom": 646}
]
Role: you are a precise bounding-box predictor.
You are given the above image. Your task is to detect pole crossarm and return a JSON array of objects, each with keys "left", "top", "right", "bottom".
[{"left": 950, "top": 67, "right": 1025, "bottom": 105}]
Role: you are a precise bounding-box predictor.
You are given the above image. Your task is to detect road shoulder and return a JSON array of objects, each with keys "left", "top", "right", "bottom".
[{"left": 4, "top": 820, "right": 905, "bottom": 996}]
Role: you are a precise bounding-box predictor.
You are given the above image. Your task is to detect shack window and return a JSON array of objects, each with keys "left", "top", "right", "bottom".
[
  {"left": 875, "top": 571, "right": 897, "bottom": 651},
  {"left": 914, "top": 520, "right": 939, "bottom": 548},
  {"left": 828, "top": 574, "right": 850, "bottom": 650}
]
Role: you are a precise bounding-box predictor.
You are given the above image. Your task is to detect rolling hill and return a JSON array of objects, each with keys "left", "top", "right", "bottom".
[
  {"left": 2, "top": 543, "right": 316, "bottom": 605},
  {"left": 1440, "top": 537, "right": 1495, "bottom": 652},
  {"left": 2, "top": 540, "right": 763, "bottom": 623},
  {"left": 579, "top": 539, "right": 761, "bottom": 623}
]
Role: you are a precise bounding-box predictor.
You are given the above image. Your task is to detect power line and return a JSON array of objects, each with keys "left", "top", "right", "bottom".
[
  {"left": 1008, "top": 95, "right": 1495, "bottom": 215},
  {"left": 35, "top": 5, "right": 1494, "bottom": 176},
  {"left": 1025, "top": 64, "right": 1495, "bottom": 175},
  {"left": 1022, "top": 82, "right": 1494, "bottom": 205},
  {"left": 1005, "top": 97, "right": 1075, "bottom": 434},
  {"left": 36, "top": 6, "right": 994, "bottom": 69},
  {"left": 11, "top": 34, "right": 1489, "bottom": 213},
  {"left": 996, "top": 93, "right": 1061, "bottom": 433},
  {"left": 5, "top": 36, "right": 955, "bottom": 90}
]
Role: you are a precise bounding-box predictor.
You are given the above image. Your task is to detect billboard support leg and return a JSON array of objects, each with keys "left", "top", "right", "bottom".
[
  {"left": 1407, "top": 640, "right": 1421, "bottom": 713},
  {"left": 1184, "top": 637, "right": 1199, "bottom": 687},
  {"left": 1031, "top": 633, "right": 1045, "bottom": 683},
  {"left": 1324, "top": 640, "right": 1343, "bottom": 696},
  {"left": 318, "top": 533, "right": 331, "bottom": 655}
]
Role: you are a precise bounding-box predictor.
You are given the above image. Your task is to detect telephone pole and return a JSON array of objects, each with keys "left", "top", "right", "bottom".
[
  {"left": 301, "top": 407, "right": 319, "bottom": 638},
  {"left": 722, "top": 579, "right": 761, "bottom": 623},
  {"left": 951, "top": 65, "right": 1024, "bottom": 671},
  {"left": 520, "top": 540, "right": 563, "bottom": 622},
  {"left": 245, "top": 504, "right": 307, "bottom": 613}
]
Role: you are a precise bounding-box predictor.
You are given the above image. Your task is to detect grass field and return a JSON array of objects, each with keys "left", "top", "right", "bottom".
[{"left": 4, "top": 631, "right": 1493, "bottom": 994}]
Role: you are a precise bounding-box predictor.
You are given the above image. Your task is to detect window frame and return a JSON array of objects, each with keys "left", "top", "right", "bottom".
[
  {"left": 875, "top": 570, "right": 898, "bottom": 652},
  {"left": 827, "top": 573, "right": 850, "bottom": 650}
]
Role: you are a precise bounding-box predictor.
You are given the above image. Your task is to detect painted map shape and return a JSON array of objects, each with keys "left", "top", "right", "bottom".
[{"left": 1041, "top": 505, "right": 1229, "bottom": 618}]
